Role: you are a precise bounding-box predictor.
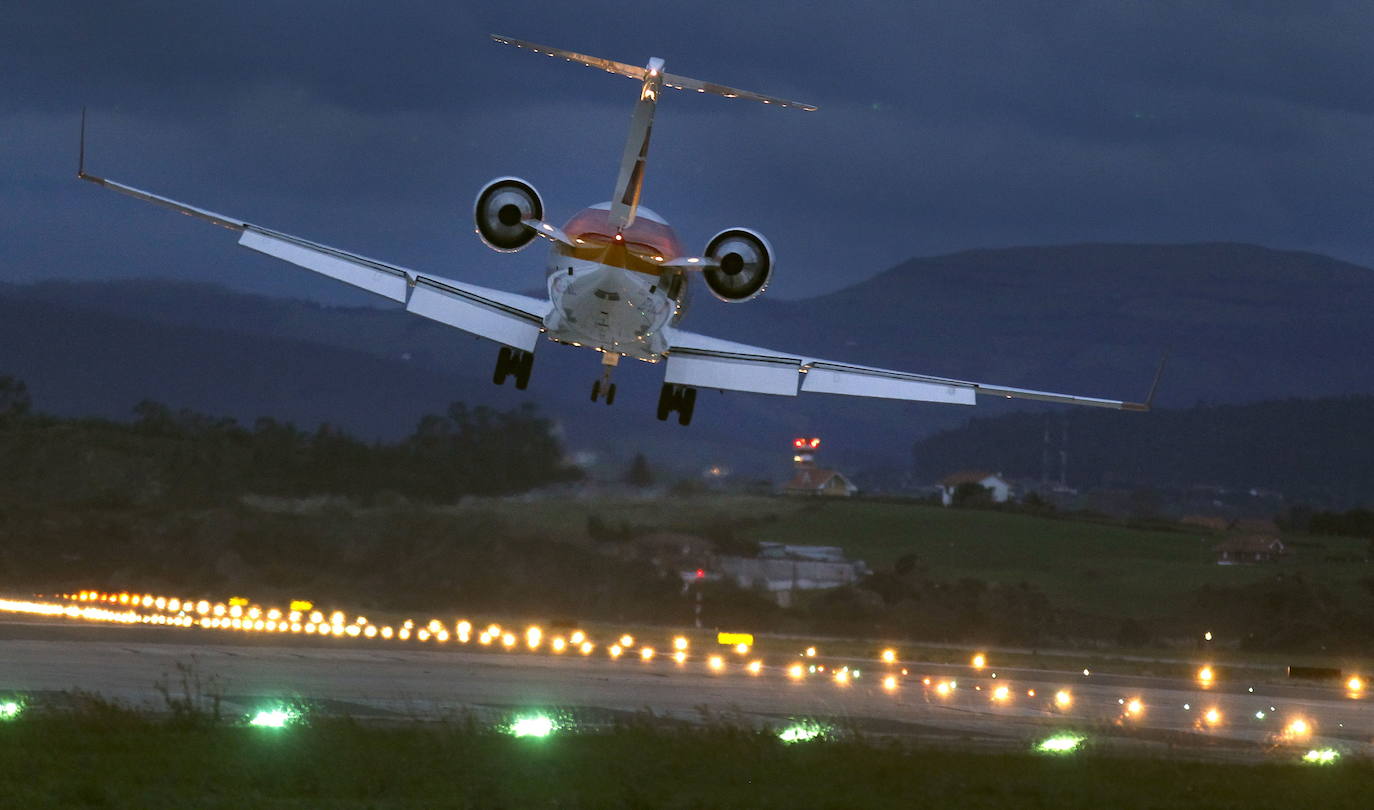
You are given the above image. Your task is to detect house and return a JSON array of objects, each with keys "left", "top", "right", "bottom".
[
  {"left": 938, "top": 471, "right": 1010, "bottom": 506},
  {"left": 783, "top": 466, "right": 857, "bottom": 497},
  {"left": 715, "top": 547, "right": 870, "bottom": 607},
  {"left": 1214, "top": 535, "right": 1286, "bottom": 565}
]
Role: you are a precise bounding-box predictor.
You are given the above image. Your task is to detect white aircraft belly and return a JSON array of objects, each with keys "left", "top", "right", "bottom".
[{"left": 545, "top": 262, "right": 673, "bottom": 360}]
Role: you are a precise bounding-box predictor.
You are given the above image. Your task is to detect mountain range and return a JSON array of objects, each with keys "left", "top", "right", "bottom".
[{"left": 2, "top": 242, "right": 1372, "bottom": 482}]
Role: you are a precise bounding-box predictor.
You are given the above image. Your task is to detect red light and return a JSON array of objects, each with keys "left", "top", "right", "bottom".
[
  {"left": 810, "top": 438, "right": 821, "bottom": 449},
  {"left": 695, "top": 569, "right": 705, "bottom": 579},
  {"left": 793, "top": 438, "right": 805, "bottom": 448}
]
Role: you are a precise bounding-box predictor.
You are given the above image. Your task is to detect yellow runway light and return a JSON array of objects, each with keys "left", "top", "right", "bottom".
[
  {"left": 619, "top": 634, "right": 634, "bottom": 648},
  {"left": 971, "top": 653, "right": 986, "bottom": 670},
  {"left": 747, "top": 660, "right": 763, "bottom": 676},
  {"left": 991, "top": 685, "right": 1010, "bottom": 703},
  {"left": 672, "top": 636, "right": 688, "bottom": 651},
  {"left": 787, "top": 663, "right": 805, "bottom": 680},
  {"left": 881, "top": 649, "right": 896, "bottom": 664},
  {"left": 526, "top": 626, "right": 543, "bottom": 650},
  {"left": 570, "top": 630, "right": 586, "bottom": 645},
  {"left": 673, "top": 650, "right": 687, "bottom": 665},
  {"left": 882, "top": 675, "right": 898, "bottom": 691},
  {"left": 1347, "top": 675, "right": 1364, "bottom": 694},
  {"left": 804, "top": 646, "right": 816, "bottom": 658},
  {"left": 609, "top": 644, "right": 623, "bottom": 659},
  {"left": 551, "top": 637, "right": 566, "bottom": 653},
  {"left": 1284, "top": 717, "right": 1312, "bottom": 740},
  {"left": 1197, "top": 666, "right": 1214, "bottom": 686},
  {"left": 708, "top": 655, "right": 725, "bottom": 672},
  {"left": 579, "top": 641, "right": 594, "bottom": 655},
  {"left": 640, "top": 646, "right": 654, "bottom": 661},
  {"left": 1203, "top": 708, "right": 1222, "bottom": 727},
  {"left": 501, "top": 633, "right": 517, "bottom": 649},
  {"left": 1055, "top": 689, "right": 1072, "bottom": 709}
]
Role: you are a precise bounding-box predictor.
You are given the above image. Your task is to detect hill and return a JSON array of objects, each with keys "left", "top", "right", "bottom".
[
  {"left": 4, "top": 242, "right": 1373, "bottom": 481},
  {"left": 910, "top": 395, "right": 1374, "bottom": 507}
]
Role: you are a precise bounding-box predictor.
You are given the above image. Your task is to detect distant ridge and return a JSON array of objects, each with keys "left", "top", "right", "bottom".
[{"left": 3, "top": 241, "right": 1373, "bottom": 479}]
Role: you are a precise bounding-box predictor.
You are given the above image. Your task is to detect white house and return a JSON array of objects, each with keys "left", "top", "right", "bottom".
[{"left": 938, "top": 470, "right": 1011, "bottom": 506}]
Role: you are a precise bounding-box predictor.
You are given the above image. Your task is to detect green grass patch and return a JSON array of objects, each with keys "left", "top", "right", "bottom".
[{"left": 0, "top": 709, "right": 1370, "bottom": 809}]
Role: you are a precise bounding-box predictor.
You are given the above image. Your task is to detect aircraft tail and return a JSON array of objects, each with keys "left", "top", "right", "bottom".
[
  {"left": 490, "top": 35, "right": 818, "bottom": 111},
  {"left": 491, "top": 35, "right": 815, "bottom": 229}
]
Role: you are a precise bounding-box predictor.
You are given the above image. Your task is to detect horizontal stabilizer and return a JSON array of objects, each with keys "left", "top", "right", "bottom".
[{"left": 490, "top": 34, "right": 816, "bottom": 111}]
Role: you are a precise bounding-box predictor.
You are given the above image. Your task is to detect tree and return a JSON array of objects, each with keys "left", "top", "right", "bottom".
[
  {"left": 0, "top": 376, "right": 31, "bottom": 424},
  {"left": 624, "top": 453, "right": 654, "bottom": 488}
]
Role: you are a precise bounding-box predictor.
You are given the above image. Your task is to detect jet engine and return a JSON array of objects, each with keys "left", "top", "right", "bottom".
[
  {"left": 473, "top": 176, "right": 544, "bottom": 252},
  {"left": 703, "top": 228, "right": 773, "bottom": 302}
]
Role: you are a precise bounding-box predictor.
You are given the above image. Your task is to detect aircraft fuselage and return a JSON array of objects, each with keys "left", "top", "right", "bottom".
[{"left": 542, "top": 202, "right": 688, "bottom": 361}]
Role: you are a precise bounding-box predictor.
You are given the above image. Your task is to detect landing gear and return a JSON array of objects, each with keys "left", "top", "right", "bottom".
[
  {"left": 590, "top": 352, "right": 619, "bottom": 405},
  {"left": 492, "top": 346, "right": 533, "bottom": 390},
  {"left": 657, "top": 383, "right": 696, "bottom": 426}
]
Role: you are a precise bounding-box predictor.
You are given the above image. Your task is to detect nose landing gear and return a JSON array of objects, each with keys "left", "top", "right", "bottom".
[
  {"left": 492, "top": 346, "right": 533, "bottom": 390},
  {"left": 657, "top": 383, "right": 696, "bottom": 426},
  {"left": 590, "top": 352, "right": 618, "bottom": 405}
]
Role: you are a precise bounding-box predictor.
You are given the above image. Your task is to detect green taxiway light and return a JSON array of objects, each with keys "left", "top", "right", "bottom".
[
  {"left": 1036, "top": 734, "right": 1085, "bottom": 754},
  {"left": 777, "top": 721, "right": 829, "bottom": 744},
  {"left": 0, "top": 701, "right": 21, "bottom": 721},
  {"left": 509, "top": 715, "right": 557, "bottom": 738},
  {"left": 1302, "top": 748, "right": 1340, "bottom": 765},
  {"left": 248, "top": 707, "right": 300, "bottom": 728}
]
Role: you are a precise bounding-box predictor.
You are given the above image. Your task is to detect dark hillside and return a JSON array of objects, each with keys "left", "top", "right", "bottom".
[{"left": 911, "top": 395, "right": 1374, "bottom": 506}]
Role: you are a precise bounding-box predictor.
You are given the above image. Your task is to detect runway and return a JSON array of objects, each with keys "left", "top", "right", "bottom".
[{"left": 3, "top": 618, "right": 1369, "bottom": 762}]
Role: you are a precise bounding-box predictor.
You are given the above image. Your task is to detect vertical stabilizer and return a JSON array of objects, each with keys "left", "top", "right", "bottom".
[{"left": 610, "top": 58, "right": 664, "bottom": 230}]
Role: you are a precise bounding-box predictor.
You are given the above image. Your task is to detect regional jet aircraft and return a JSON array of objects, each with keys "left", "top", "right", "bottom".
[{"left": 79, "top": 35, "right": 1161, "bottom": 425}]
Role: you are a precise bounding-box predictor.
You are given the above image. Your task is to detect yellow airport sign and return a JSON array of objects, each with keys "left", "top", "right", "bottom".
[{"left": 717, "top": 632, "right": 754, "bottom": 647}]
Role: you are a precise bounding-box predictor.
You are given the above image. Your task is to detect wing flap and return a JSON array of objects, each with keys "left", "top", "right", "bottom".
[
  {"left": 406, "top": 276, "right": 546, "bottom": 354},
  {"left": 802, "top": 362, "right": 975, "bottom": 405},
  {"left": 664, "top": 327, "right": 1148, "bottom": 409},
  {"left": 239, "top": 228, "right": 411, "bottom": 302},
  {"left": 665, "top": 348, "right": 801, "bottom": 396}
]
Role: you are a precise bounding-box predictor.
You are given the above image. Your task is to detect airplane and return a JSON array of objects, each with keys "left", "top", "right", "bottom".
[{"left": 78, "top": 34, "right": 1163, "bottom": 426}]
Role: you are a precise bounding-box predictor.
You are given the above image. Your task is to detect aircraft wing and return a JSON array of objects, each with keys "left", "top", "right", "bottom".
[
  {"left": 662, "top": 328, "right": 1158, "bottom": 411},
  {"left": 78, "top": 172, "right": 551, "bottom": 353}
]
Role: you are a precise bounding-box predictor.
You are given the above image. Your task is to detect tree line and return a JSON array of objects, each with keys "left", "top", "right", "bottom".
[{"left": 0, "top": 375, "right": 581, "bottom": 507}]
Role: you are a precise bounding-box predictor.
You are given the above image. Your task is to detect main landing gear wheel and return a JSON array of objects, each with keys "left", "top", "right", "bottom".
[
  {"left": 656, "top": 383, "right": 696, "bottom": 426},
  {"left": 492, "top": 347, "right": 534, "bottom": 390}
]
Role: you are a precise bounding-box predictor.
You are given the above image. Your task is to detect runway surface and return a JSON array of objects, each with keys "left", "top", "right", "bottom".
[{"left": 2, "top": 618, "right": 1369, "bottom": 762}]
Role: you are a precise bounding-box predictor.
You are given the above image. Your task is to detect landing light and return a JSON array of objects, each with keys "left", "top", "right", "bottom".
[{"left": 0, "top": 701, "right": 22, "bottom": 721}]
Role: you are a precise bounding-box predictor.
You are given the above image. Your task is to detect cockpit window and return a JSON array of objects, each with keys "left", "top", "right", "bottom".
[{"left": 593, "top": 289, "right": 621, "bottom": 301}]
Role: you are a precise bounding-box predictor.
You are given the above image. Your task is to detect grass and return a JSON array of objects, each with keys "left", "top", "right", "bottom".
[
  {"left": 465, "top": 494, "right": 1372, "bottom": 621},
  {"left": 0, "top": 707, "right": 1370, "bottom": 809}
]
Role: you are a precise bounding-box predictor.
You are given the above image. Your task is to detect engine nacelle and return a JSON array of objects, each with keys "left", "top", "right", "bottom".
[
  {"left": 473, "top": 176, "right": 544, "bottom": 252},
  {"left": 703, "top": 228, "right": 773, "bottom": 302}
]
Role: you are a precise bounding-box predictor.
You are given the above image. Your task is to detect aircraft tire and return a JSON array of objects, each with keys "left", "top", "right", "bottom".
[
  {"left": 591, "top": 380, "right": 601, "bottom": 402},
  {"left": 605, "top": 383, "right": 616, "bottom": 405},
  {"left": 493, "top": 347, "right": 512, "bottom": 386},
  {"left": 514, "top": 351, "right": 533, "bottom": 390},
  {"left": 656, "top": 384, "right": 673, "bottom": 420},
  {"left": 677, "top": 388, "right": 696, "bottom": 426}
]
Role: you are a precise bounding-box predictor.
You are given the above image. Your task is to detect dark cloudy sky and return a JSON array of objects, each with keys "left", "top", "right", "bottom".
[{"left": 3, "top": 1, "right": 1372, "bottom": 303}]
